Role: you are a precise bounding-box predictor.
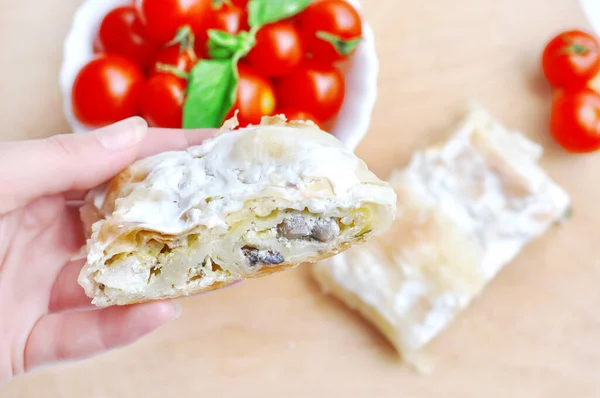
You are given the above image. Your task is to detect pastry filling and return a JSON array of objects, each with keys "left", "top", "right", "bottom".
[
  {"left": 276, "top": 213, "right": 341, "bottom": 242},
  {"left": 239, "top": 213, "right": 342, "bottom": 267},
  {"left": 93, "top": 208, "right": 370, "bottom": 300},
  {"left": 242, "top": 246, "right": 285, "bottom": 266}
]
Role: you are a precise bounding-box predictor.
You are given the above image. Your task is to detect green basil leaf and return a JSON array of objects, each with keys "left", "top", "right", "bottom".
[
  {"left": 316, "top": 31, "right": 362, "bottom": 56},
  {"left": 208, "top": 30, "right": 256, "bottom": 59},
  {"left": 183, "top": 59, "right": 238, "bottom": 129},
  {"left": 208, "top": 30, "right": 241, "bottom": 59},
  {"left": 248, "top": 0, "right": 311, "bottom": 29},
  {"left": 209, "top": 46, "right": 236, "bottom": 59}
]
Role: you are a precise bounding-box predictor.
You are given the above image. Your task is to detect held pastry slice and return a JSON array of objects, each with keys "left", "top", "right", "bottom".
[
  {"left": 312, "top": 104, "right": 571, "bottom": 366},
  {"left": 78, "top": 116, "right": 397, "bottom": 307}
]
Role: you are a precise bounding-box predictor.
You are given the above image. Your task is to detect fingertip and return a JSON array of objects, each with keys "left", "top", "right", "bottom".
[
  {"left": 183, "top": 128, "right": 219, "bottom": 147},
  {"left": 136, "top": 128, "right": 215, "bottom": 159},
  {"left": 95, "top": 117, "right": 148, "bottom": 151},
  {"left": 123, "top": 300, "right": 181, "bottom": 332},
  {"left": 140, "top": 300, "right": 182, "bottom": 322}
]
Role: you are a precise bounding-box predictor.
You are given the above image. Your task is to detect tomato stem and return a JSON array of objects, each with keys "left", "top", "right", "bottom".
[
  {"left": 212, "top": 0, "right": 233, "bottom": 9},
  {"left": 560, "top": 43, "right": 591, "bottom": 56},
  {"left": 572, "top": 44, "right": 588, "bottom": 54},
  {"left": 156, "top": 63, "right": 191, "bottom": 80},
  {"left": 167, "top": 25, "right": 196, "bottom": 52},
  {"left": 316, "top": 31, "right": 362, "bottom": 56},
  {"left": 554, "top": 205, "right": 574, "bottom": 226}
]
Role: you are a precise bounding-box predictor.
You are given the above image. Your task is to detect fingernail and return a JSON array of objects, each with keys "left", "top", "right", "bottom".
[
  {"left": 171, "top": 301, "right": 183, "bottom": 320},
  {"left": 95, "top": 117, "right": 148, "bottom": 151}
]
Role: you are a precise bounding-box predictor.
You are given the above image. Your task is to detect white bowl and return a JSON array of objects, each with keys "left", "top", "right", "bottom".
[
  {"left": 581, "top": 0, "right": 600, "bottom": 36},
  {"left": 59, "top": 0, "right": 378, "bottom": 151}
]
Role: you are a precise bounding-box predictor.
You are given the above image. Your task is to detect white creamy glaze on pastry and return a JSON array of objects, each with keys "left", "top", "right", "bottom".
[
  {"left": 312, "top": 104, "right": 571, "bottom": 366},
  {"left": 79, "top": 116, "right": 397, "bottom": 307}
]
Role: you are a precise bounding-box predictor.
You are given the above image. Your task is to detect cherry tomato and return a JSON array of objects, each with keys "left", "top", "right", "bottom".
[
  {"left": 151, "top": 45, "right": 198, "bottom": 83},
  {"left": 246, "top": 21, "right": 304, "bottom": 77},
  {"left": 227, "top": 64, "right": 276, "bottom": 127},
  {"left": 278, "top": 107, "right": 324, "bottom": 129},
  {"left": 276, "top": 61, "right": 344, "bottom": 121},
  {"left": 587, "top": 70, "right": 600, "bottom": 95},
  {"left": 139, "top": 74, "right": 186, "bottom": 128},
  {"left": 72, "top": 55, "right": 145, "bottom": 128},
  {"left": 94, "top": 6, "right": 159, "bottom": 70},
  {"left": 542, "top": 30, "right": 600, "bottom": 89},
  {"left": 135, "top": 0, "right": 211, "bottom": 44},
  {"left": 550, "top": 89, "right": 600, "bottom": 153},
  {"left": 231, "top": 0, "right": 249, "bottom": 7},
  {"left": 297, "top": 0, "right": 363, "bottom": 63},
  {"left": 197, "top": 2, "right": 249, "bottom": 57}
]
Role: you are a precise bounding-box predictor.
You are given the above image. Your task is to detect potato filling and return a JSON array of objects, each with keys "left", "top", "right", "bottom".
[{"left": 97, "top": 210, "right": 349, "bottom": 298}]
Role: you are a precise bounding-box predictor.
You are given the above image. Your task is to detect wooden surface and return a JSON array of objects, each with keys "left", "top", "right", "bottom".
[{"left": 1, "top": 0, "right": 599, "bottom": 397}]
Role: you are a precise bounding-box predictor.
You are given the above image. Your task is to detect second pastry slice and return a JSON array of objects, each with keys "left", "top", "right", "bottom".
[{"left": 312, "top": 104, "right": 571, "bottom": 366}]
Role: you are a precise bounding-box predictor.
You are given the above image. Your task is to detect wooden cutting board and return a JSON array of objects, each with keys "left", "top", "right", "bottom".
[{"left": 2, "top": 0, "right": 599, "bottom": 396}]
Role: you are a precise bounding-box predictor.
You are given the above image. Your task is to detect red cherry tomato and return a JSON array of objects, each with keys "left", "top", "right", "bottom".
[
  {"left": 245, "top": 21, "right": 304, "bottom": 77},
  {"left": 587, "top": 69, "right": 600, "bottom": 95},
  {"left": 550, "top": 89, "right": 600, "bottom": 153},
  {"left": 542, "top": 30, "right": 600, "bottom": 89},
  {"left": 139, "top": 74, "right": 186, "bottom": 128},
  {"left": 278, "top": 107, "right": 324, "bottom": 130},
  {"left": 197, "top": 2, "right": 249, "bottom": 57},
  {"left": 151, "top": 45, "right": 198, "bottom": 83},
  {"left": 297, "top": 0, "right": 363, "bottom": 63},
  {"left": 276, "top": 61, "right": 344, "bottom": 121},
  {"left": 94, "top": 6, "right": 159, "bottom": 70},
  {"left": 72, "top": 55, "right": 145, "bottom": 128},
  {"left": 231, "top": 0, "right": 249, "bottom": 7},
  {"left": 134, "top": 0, "right": 211, "bottom": 44},
  {"left": 227, "top": 64, "right": 276, "bottom": 127}
]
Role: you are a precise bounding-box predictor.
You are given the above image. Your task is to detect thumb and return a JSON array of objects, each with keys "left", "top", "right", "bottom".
[{"left": 0, "top": 117, "right": 148, "bottom": 214}]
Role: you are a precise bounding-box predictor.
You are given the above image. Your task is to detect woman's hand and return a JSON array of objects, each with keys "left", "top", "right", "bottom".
[{"left": 0, "top": 117, "right": 214, "bottom": 385}]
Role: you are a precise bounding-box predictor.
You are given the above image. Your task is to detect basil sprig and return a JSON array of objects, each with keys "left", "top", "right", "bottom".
[
  {"left": 182, "top": 59, "right": 238, "bottom": 129},
  {"left": 181, "top": 0, "right": 312, "bottom": 128},
  {"left": 207, "top": 30, "right": 256, "bottom": 60},
  {"left": 247, "top": 0, "right": 312, "bottom": 29}
]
